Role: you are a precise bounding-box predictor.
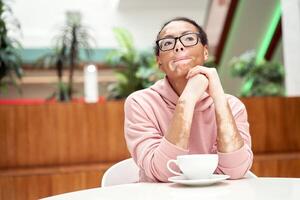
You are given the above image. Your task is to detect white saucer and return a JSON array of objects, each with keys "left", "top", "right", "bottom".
[{"left": 168, "top": 174, "right": 230, "bottom": 186}]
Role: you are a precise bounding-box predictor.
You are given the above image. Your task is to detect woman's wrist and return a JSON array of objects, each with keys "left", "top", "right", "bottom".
[{"left": 212, "top": 93, "right": 227, "bottom": 107}]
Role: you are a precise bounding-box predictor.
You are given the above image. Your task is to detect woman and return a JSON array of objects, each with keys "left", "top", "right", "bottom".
[{"left": 124, "top": 17, "right": 253, "bottom": 182}]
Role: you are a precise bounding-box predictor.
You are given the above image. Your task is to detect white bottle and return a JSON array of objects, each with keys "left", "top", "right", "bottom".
[{"left": 84, "top": 64, "right": 99, "bottom": 103}]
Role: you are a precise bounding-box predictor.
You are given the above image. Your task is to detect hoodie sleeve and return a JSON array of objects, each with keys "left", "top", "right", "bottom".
[
  {"left": 124, "top": 95, "right": 188, "bottom": 182},
  {"left": 212, "top": 95, "right": 253, "bottom": 179}
]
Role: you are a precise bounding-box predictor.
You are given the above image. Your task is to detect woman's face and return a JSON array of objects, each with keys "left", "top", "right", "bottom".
[{"left": 156, "top": 21, "right": 208, "bottom": 79}]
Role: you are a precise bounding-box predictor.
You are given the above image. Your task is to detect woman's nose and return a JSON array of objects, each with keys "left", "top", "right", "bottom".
[
  {"left": 173, "top": 37, "right": 186, "bottom": 53},
  {"left": 175, "top": 47, "right": 184, "bottom": 52},
  {"left": 174, "top": 40, "right": 185, "bottom": 52}
]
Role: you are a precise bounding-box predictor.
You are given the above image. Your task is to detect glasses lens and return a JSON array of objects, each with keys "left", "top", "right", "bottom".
[
  {"left": 180, "top": 33, "right": 198, "bottom": 46},
  {"left": 158, "top": 38, "right": 175, "bottom": 51}
]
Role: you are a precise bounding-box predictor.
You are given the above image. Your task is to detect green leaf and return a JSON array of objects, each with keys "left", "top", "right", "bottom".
[
  {"left": 0, "top": 0, "right": 23, "bottom": 94},
  {"left": 229, "top": 50, "right": 285, "bottom": 97},
  {"left": 115, "top": 72, "right": 128, "bottom": 85},
  {"left": 104, "top": 28, "right": 165, "bottom": 98}
]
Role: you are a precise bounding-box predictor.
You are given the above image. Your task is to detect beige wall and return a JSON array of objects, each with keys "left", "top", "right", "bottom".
[{"left": 281, "top": 0, "right": 300, "bottom": 96}]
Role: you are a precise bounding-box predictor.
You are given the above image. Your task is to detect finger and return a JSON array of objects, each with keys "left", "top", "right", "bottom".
[
  {"left": 196, "top": 67, "right": 222, "bottom": 84},
  {"left": 186, "top": 66, "right": 210, "bottom": 79},
  {"left": 192, "top": 66, "right": 215, "bottom": 78},
  {"left": 186, "top": 67, "right": 197, "bottom": 78},
  {"left": 200, "top": 66, "right": 217, "bottom": 74},
  {"left": 186, "top": 68, "right": 203, "bottom": 79},
  {"left": 186, "top": 65, "right": 204, "bottom": 79}
]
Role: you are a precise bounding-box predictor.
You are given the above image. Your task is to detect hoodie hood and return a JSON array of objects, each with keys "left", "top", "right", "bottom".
[{"left": 150, "top": 77, "right": 214, "bottom": 112}]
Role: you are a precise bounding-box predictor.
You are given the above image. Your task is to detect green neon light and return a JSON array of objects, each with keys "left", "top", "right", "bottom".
[{"left": 256, "top": 0, "right": 281, "bottom": 63}]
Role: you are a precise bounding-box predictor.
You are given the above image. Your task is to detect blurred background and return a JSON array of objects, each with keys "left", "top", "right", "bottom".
[{"left": 0, "top": 0, "right": 299, "bottom": 199}]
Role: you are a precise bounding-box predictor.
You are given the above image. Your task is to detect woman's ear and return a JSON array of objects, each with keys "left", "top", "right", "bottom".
[
  {"left": 203, "top": 45, "right": 209, "bottom": 61},
  {"left": 156, "top": 56, "right": 162, "bottom": 70}
]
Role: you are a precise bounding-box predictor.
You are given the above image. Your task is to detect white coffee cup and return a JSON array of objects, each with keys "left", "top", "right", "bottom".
[{"left": 167, "top": 154, "right": 218, "bottom": 179}]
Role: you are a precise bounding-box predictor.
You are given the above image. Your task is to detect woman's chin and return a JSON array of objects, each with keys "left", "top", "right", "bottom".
[
  {"left": 170, "top": 68, "right": 189, "bottom": 79},
  {"left": 173, "top": 64, "right": 192, "bottom": 76}
]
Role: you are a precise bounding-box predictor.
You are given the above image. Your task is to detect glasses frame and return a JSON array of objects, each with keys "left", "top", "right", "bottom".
[{"left": 156, "top": 33, "right": 201, "bottom": 52}]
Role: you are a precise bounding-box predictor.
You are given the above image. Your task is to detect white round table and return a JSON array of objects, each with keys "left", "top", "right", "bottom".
[{"left": 41, "top": 178, "right": 300, "bottom": 200}]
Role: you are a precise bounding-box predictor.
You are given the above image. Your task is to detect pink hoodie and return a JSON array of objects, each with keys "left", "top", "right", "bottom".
[{"left": 124, "top": 77, "right": 253, "bottom": 182}]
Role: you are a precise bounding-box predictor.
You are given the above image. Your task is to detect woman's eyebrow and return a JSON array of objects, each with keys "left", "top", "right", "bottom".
[
  {"left": 181, "top": 30, "right": 193, "bottom": 35},
  {"left": 160, "top": 31, "right": 193, "bottom": 39}
]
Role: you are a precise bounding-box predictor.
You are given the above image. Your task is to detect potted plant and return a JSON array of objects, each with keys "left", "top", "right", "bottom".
[
  {"left": 229, "top": 50, "right": 285, "bottom": 97},
  {"left": 0, "top": 0, "right": 22, "bottom": 94},
  {"left": 36, "top": 11, "right": 95, "bottom": 101},
  {"left": 105, "top": 27, "right": 163, "bottom": 99}
]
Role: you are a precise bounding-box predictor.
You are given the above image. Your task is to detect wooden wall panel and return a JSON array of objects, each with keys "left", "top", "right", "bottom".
[
  {"left": 0, "top": 163, "right": 113, "bottom": 200},
  {"left": 2, "top": 97, "right": 300, "bottom": 168},
  {"left": 241, "top": 97, "right": 300, "bottom": 153},
  {"left": 0, "top": 101, "right": 130, "bottom": 168},
  {"left": 252, "top": 153, "right": 300, "bottom": 177},
  {"left": 241, "top": 98, "right": 268, "bottom": 153}
]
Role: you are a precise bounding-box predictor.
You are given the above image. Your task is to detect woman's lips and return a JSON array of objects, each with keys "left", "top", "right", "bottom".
[
  {"left": 173, "top": 57, "right": 192, "bottom": 63},
  {"left": 168, "top": 57, "right": 193, "bottom": 71},
  {"left": 173, "top": 58, "right": 192, "bottom": 65}
]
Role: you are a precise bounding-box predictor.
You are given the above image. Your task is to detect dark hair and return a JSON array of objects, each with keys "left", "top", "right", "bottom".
[{"left": 154, "top": 17, "right": 208, "bottom": 56}]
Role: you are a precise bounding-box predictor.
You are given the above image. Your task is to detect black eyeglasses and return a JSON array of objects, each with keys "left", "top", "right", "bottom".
[{"left": 156, "top": 33, "right": 201, "bottom": 52}]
